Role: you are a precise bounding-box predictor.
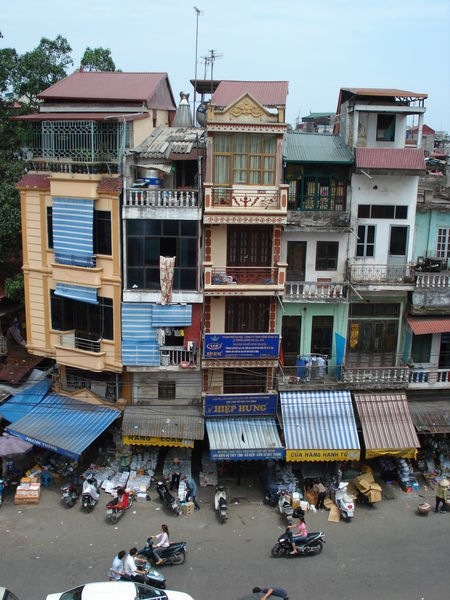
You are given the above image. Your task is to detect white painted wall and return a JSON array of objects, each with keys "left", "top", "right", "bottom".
[{"left": 364, "top": 112, "right": 408, "bottom": 149}]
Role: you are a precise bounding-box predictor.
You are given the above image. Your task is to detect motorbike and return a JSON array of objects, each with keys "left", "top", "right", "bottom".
[
  {"left": 271, "top": 529, "right": 325, "bottom": 558},
  {"left": 106, "top": 486, "right": 134, "bottom": 524},
  {"left": 214, "top": 484, "right": 228, "bottom": 523},
  {"left": 278, "top": 490, "right": 294, "bottom": 525},
  {"left": 156, "top": 480, "right": 182, "bottom": 516},
  {"left": 0, "top": 478, "right": 4, "bottom": 507},
  {"left": 139, "top": 537, "right": 187, "bottom": 567},
  {"left": 335, "top": 482, "right": 354, "bottom": 521},
  {"left": 121, "top": 557, "right": 166, "bottom": 589},
  {"left": 81, "top": 477, "right": 100, "bottom": 512}
]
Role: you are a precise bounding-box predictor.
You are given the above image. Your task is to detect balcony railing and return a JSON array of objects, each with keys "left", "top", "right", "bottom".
[
  {"left": 409, "top": 368, "right": 450, "bottom": 386},
  {"left": 342, "top": 365, "right": 410, "bottom": 386},
  {"left": 58, "top": 332, "right": 102, "bottom": 353},
  {"left": 347, "top": 262, "right": 414, "bottom": 284},
  {"left": 124, "top": 188, "right": 199, "bottom": 208},
  {"left": 160, "top": 346, "right": 197, "bottom": 366},
  {"left": 210, "top": 266, "right": 278, "bottom": 286},
  {"left": 211, "top": 186, "right": 281, "bottom": 209},
  {"left": 285, "top": 281, "right": 347, "bottom": 301},
  {"left": 415, "top": 273, "right": 450, "bottom": 289}
]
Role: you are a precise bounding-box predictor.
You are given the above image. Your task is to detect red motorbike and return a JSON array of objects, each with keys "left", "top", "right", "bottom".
[{"left": 106, "top": 486, "right": 134, "bottom": 524}]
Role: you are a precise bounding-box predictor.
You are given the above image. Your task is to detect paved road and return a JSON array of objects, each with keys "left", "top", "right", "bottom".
[{"left": 0, "top": 477, "right": 448, "bottom": 600}]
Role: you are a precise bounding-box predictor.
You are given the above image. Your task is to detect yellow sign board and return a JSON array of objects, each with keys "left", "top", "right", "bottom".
[
  {"left": 123, "top": 435, "right": 194, "bottom": 448},
  {"left": 286, "top": 449, "right": 361, "bottom": 462},
  {"left": 365, "top": 448, "right": 417, "bottom": 460}
]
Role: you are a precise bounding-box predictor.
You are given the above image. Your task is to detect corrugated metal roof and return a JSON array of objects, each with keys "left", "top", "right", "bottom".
[
  {"left": 38, "top": 72, "right": 176, "bottom": 109},
  {"left": 212, "top": 80, "right": 288, "bottom": 108},
  {"left": 122, "top": 406, "right": 204, "bottom": 440},
  {"left": 206, "top": 417, "right": 283, "bottom": 459},
  {"left": 0, "top": 379, "right": 52, "bottom": 423},
  {"left": 341, "top": 87, "right": 428, "bottom": 99},
  {"left": 407, "top": 317, "right": 450, "bottom": 335},
  {"left": 355, "top": 148, "right": 426, "bottom": 171},
  {"left": 354, "top": 393, "right": 419, "bottom": 453},
  {"left": 283, "top": 132, "right": 353, "bottom": 163},
  {"left": 133, "top": 126, "right": 206, "bottom": 159},
  {"left": 408, "top": 400, "right": 449, "bottom": 434}
]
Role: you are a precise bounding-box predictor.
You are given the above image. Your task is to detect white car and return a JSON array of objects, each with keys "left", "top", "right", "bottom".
[
  {"left": 46, "top": 581, "right": 194, "bottom": 600},
  {"left": 0, "top": 588, "right": 20, "bottom": 600}
]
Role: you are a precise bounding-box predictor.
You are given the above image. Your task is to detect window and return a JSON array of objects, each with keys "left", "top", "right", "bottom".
[
  {"left": 94, "top": 210, "right": 112, "bottom": 255},
  {"left": 50, "top": 290, "right": 74, "bottom": 331},
  {"left": 213, "top": 133, "right": 276, "bottom": 185},
  {"left": 126, "top": 219, "right": 198, "bottom": 291},
  {"left": 356, "top": 225, "right": 375, "bottom": 257},
  {"left": 311, "top": 316, "right": 333, "bottom": 355},
  {"left": 357, "top": 205, "right": 408, "bottom": 219},
  {"left": 316, "top": 242, "right": 338, "bottom": 270},
  {"left": 135, "top": 582, "right": 165, "bottom": 598},
  {"left": 297, "top": 175, "right": 347, "bottom": 211},
  {"left": 227, "top": 226, "right": 271, "bottom": 266},
  {"left": 389, "top": 226, "right": 408, "bottom": 256},
  {"left": 47, "top": 207, "right": 53, "bottom": 249},
  {"left": 223, "top": 368, "right": 267, "bottom": 394},
  {"left": 411, "top": 334, "right": 432, "bottom": 363},
  {"left": 158, "top": 381, "right": 175, "bottom": 400},
  {"left": 225, "top": 297, "right": 269, "bottom": 332},
  {"left": 436, "top": 228, "right": 450, "bottom": 259},
  {"left": 60, "top": 586, "right": 84, "bottom": 600},
  {"left": 50, "top": 292, "right": 113, "bottom": 340},
  {"left": 376, "top": 114, "right": 396, "bottom": 141}
]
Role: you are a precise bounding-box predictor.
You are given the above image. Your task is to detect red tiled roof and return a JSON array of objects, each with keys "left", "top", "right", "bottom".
[
  {"left": 12, "top": 112, "right": 149, "bottom": 122},
  {"left": 97, "top": 177, "right": 123, "bottom": 194},
  {"left": 408, "top": 124, "right": 435, "bottom": 135},
  {"left": 38, "top": 71, "right": 176, "bottom": 109},
  {"left": 355, "top": 148, "right": 426, "bottom": 171},
  {"left": 407, "top": 317, "right": 450, "bottom": 335},
  {"left": 212, "top": 80, "right": 288, "bottom": 108},
  {"left": 16, "top": 174, "right": 50, "bottom": 190},
  {"left": 341, "top": 87, "right": 428, "bottom": 99}
]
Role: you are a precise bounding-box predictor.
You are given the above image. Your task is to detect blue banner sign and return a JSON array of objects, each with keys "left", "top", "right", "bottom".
[
  {"left": 205, "top": 394, "right": 277, "bottom": 417},
  {"left": 211, "top": 448, "right": 285, "bottom": 461},
  {"left": 204, "top": 333, "right": 280, "bottom": 359}
]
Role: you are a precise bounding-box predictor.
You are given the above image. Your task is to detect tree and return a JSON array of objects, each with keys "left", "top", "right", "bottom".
[{"left": 80, "top": 47, "right": 116, "bottom": 72}]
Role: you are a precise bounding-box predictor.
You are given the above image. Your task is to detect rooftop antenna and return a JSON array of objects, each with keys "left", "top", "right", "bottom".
[
  {"left": 206, "top": 49, "right": 223, "bottom": 95},
  {"left": 193, "top": 6, "right": 203, "bottom": 125}
]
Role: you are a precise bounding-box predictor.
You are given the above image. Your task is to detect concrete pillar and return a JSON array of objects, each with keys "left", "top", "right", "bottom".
[
  {"left": 417, "top": 113, "right": 424, "bottom": 148},
  {"left": 352, "top": 109, "right": 359, "bottom": 148}
]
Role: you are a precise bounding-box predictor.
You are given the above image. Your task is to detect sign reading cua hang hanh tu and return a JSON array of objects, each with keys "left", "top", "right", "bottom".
[
  {"left": 203, "top": 333, "right": 280, "bottom": 359},
  {"left": 286, "top": 449, "right": 361, "bottom": 462},
  {"left": 122, "top": 435, "right": 194, "bottom": 448},
  {"left": 204, "top": 393, "right": 277, "bottom": 417}
]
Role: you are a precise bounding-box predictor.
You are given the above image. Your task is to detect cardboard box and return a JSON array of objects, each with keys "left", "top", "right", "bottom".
[
  {"left": 304, "top": 490, "right": 318, "bottom": 507},
  {"left": 182, "top": 501, "right": 194, "bottom": 515},
  {"left": 367, "top": 490, "right": 382, "bottom": 503},
  {"left": 328, "top": 504, "right": 340, "bottom": 523},
  {"left": 323, "top": 498, "right": 334, "bottom": 511}
]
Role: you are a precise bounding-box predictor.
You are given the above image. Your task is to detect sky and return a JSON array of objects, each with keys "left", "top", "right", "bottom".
[{"left": 2, "top": 0, "right": 449, "bottom": 131}]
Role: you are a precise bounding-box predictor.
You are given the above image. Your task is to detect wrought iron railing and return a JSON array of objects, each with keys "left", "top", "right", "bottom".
[
  {"left": 347, "top": 262, "right": 414, "bottom": 283},
  {"left": 59, "top": 373, "right": 119, "bottom": 402},
  {"left": 285, "top": 281, "right": 347, "bottom": 300},
  {"left": 209, "top": 266, "right": 278, "bottom": 285},
  {"left": 160, "top": 346, "right": 196, "bottom": 366},
  {"left": 124, "top": 188, "right": 199, "bottom": 208},
  {"left": 58, "top": 332, "right": 102, "bottom": 353},
  {"left": 211, "top": 186, "right": 281, "bottom": 209}
]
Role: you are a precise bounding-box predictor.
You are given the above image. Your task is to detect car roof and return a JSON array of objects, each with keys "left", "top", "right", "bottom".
[{"left": 82, "top": 582, "right": 136, "bottom": 600}]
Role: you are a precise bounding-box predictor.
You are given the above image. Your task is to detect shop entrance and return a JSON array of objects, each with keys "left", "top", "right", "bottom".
[
  {"left": 281, "top": 315, "right": 302, "bottom": 366},
  {"left": 311, "top": 316, "right": 333, "bottom": 356}
]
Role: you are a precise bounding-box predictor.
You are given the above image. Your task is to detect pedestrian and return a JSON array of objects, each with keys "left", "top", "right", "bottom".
[
  {"left": 252, "top": 586, "right": 289, "bottom": 599},
  {"left": 169, "top": 456, "right": 181, "bottom": 492},
  {"left": 314, "top": 479, "right": 326, "bottom": 509},
  {"left": 123, "top": 547, "right": 147, "bottom": 583},
  {"left": 110, "top": 550, "right": 126, "bottom": 581},
  {"left": 435, "top": 478, "right": 448, "bottom": 513},
  {"left": 183, "top": 474, "right": 200, "bottom": 511},
  {"left": 151, "top": 524, "right": 170, "bottom": 566}
]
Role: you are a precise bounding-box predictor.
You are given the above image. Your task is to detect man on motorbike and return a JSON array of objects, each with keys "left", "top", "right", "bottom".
[
  {"left": 123, "top": 547, "right": 147, "bottom": 583},
  {"left": 110, "top": 550, "right": 126, "bottom": 581}
]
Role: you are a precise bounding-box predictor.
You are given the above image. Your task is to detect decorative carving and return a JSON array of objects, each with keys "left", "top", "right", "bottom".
[
  {"left": 230, "top": 99, "right": 263, "bottom": 118},
  {"left": 202, "top": 359, "right": 278, "bottom": 368},
  {"left": 204, "top": 215, "right": 286, "bottom": 225}
]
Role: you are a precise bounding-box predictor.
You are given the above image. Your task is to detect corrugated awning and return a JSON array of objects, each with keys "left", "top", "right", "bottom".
[
  {"left": 0, "top": 379, "right": 52, "bottom": 423},
  {"left": 407, "top": 317, "right": 450, "bottom": 335},
  {"left": 53, "top": 197, "right": 94, "bottom": 267},
  {"left": 354, "top": 393, "right": 420, "bottom": 459},
  {"left": 6, "top": 393, "right": 120, "bottom": 460},
  {"left": 206, "top": 417, "right": 284, "bottom": 461},
  {"left": 280, "top": 391, "right": 360, "bottom": 462},
  {"left": 54, "top": 283, "right": 98, "bottom": 305},
  {"left": 122, "top": 406, "right": 204, "bottom": 443},
  {"left": 408, "top": 400, "right": 449, "bottom": 434}
]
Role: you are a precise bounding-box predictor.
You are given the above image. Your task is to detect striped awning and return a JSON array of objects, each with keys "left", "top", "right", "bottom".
[
  {"left": 121, "top": 304, "right": 159, "bottom": 366},
  {"left": 122, "top": 406, "right": 204, "bottom": 446},
  {"left": 408, "top": 400, "right": 449, "bottom": 434},
  {"left": 52, "top": 197, "right": 94, "bottom": 267},
  {"left": 354, "top": 393, "right": 420, "bottom": 459},
  {"left": 206, "top": 417, "right": 284, "bottom": 461},
  {"left": 6, "top": 393, "right": 120, "bottom": 460},
  {"left": 0, "top": 379, "right": 52, "bottom": 423},
  {"left": 280, "top": 391, "right": 360, "bottom": 462},
  {"left": 54, "top": 283, "right": 98, "bottom": 305},
  {"left": 152, "top": 304, "right": 192, "bottom": 327}
]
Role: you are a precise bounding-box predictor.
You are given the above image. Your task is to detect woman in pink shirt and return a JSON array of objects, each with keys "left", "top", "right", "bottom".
[
  {"left": 288, "top": 516, "right": 307, "bottom": 554},
  {"left": 151, "top": 524, "right": 170, "bottom": 565}
]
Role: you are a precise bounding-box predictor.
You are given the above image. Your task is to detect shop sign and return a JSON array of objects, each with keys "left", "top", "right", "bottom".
[
  {"left": 211, "top": 447, "right": 285, "bottom": 461},
  {"left": 204, "top": 393, "right": 277, "bottom": 417},
  {"left": 286, "top": 449, "right": 360, "bottom": 462},
  {"left": 203, "top": 333, "right": 280, "bottom": 359},
  {"left": 123, "top": 435, "right": 194, "bottom": 448},
  {"left": 6, "top": 431, "right": 79, "bottom": 460}
]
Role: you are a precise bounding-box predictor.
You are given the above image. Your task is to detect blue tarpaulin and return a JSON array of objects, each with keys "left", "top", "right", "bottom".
[{"left": 0, "top": 379, "right": 52, "bottom": 423}]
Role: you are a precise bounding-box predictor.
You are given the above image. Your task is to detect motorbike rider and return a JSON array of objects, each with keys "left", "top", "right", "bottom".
[
  {"left": 151, "top": 524, "right": 170, "bottom": 565},
  {"left": 110, "top": 550, "right": 126, "bottom": 581},
  {"left": 287, "top": 512, "right": 307, "bottom": 554},
  {"left": 82, "top": 476, "right": 99, "bottom": 502},
  {"left": 123, "top": 547, "right": 147, "bottom": 583}
]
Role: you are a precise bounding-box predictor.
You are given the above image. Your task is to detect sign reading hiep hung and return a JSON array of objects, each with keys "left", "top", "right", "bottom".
[{"left": 204, "top": 393, "right": 277, "bottom": 417}]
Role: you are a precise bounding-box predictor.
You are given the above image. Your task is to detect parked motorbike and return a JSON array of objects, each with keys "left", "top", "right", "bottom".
[
  {"left": 121, "top": 557, "right": 166, "bottom": 589},
  {"left": 156, "top": 480, "right": 182, "bottom": 516},
  {"left": 81, "top": 477, "right": 100, "bottom": 512},
  {"left": 139, "top": 537, "right": 187, "bottom": 567},
  {"left": 263, "top": 485, "right": 278, "bottom": 507},
  {"left": 278, "top": 490, "right": 294, "bottom": 524},
  {"left": 214, "top": 484, "right": 228, "bottom": 523},
  {"left": 0, "top": 478, "right": 4, "bottom": 508},
  {"left": 335, "top": 482, "right": 354, "bottom": 521},
  {"left": 106, "top": 486, "right": 133, "bottom": 524},
  {"left": 60, "top": 479, "right": 80, "bottom": 508},
  {"left": 271, "top": 529, "right": 325, "bottom": 558}
]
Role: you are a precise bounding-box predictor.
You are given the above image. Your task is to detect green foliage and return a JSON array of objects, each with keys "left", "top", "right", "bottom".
[
  {"left": 80, "top": 47, "right": 117, "bottom": 72},
  {"left": 4, "top": 273, "right": 24, "bottom": 303}
]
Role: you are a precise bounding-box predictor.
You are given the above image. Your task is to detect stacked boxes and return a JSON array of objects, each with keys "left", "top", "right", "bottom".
[
  {"left": 354, "top": 472, "right": 383, "bottom": 503},
  {"left": 14, "top": 477, "right": 41, "bottom": 505},
  {"left": 182, "top": 501, "right": 195, "bottom": 515}
]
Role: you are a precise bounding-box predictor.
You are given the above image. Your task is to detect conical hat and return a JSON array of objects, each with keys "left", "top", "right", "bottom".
[{"left": 439, "top": 478, "right": 449, "bottom": 487}]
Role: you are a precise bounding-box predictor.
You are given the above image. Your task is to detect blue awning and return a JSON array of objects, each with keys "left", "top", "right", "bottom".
[
  {"left": 54, "top": 283, "right": 98, "bottom": 305},
  {"left": 152, "top": 305, "right": 192, "bottom": 327},
  {"left": 52, "top": 197, "right": 94, "bottom": 267},
  {"left": 280, "top": 390, "right": 360, "bottom": 462},
  {"left": 206, "top": 417, "right": 284, "bottom": 461},
  {"left": 6, "top": 393, "right": 120, "bottom": 460},
  {"left": 0, "top": 379, "right": 52, "bottom": 423}
]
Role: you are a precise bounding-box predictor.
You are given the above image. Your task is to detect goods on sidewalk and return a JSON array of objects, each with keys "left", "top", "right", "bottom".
[
  {"left": 14, "top": 476, "right": 41, "bottom": 505},
  {"left": 199, "top": 452, "right": 218, "bottom": 487},
  {"left": 354, "top": 471, "right": 383, "bottom": 503}
]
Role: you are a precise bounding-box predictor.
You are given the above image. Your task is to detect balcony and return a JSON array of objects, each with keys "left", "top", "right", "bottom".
[
  {"left": 409, "top": 367, "right": 450, "bottom": 388},
  {"left": 54, "top": 331, "right": 106, "bottom": 372},
  {"left": 285, "top": 281, "right": 348, "bottom": 302},
  {"left": 51, "top": 261, "right": 102, "bottom": 288},
  {"left": 341, "top": 365, "right": 410, "bottom": 388},
  {"left": 412, "top": 272, "right": 450, "bottom": 312},
  {"left": 204, "top": 263, "right": 287, "bottom": 295},
  {"left": 159, "top": 346, "right": 197, "bottom": 367},
  {"left": 347, "top": 262, "right": 414, "bottom": 286},
  {"left": 124, "top": 188, "right": 199, "bottom": 208},
  {"left": 415, "top": 272, "right": 450, "bottom": 289},
  {"left": 203, "top": 184, "right": 288, "bottom": 224}
]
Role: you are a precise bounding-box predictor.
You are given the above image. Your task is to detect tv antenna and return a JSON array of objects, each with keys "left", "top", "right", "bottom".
[
  {"left": 200, "top": 49, "right": 223, "bottom": 95},
  {"left": 193, "top": 6, "right": 204, "bottom": 124}
]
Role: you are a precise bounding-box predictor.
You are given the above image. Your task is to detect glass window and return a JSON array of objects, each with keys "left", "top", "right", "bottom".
[
  {"left": 356, "top": 225, "right": 375, "bottom": 257},
  {"left": 436, "top": 228, "right": 450, "bottom": 259},
  {"left": 411, "top": 334, "right": 432, "bottom": 363},
  {"left": 163, "top": 221, "right": 179, "bottom": 236},
  {"left": 371, "top": 205, "right": 395, "bottom": 219},
  {"left": 135, "top": 582, "right": 165, "bottom": 598},
  {"left": 60, "top": 586, "right": 84, "bottom": 600},
  {"left": 376, "top": 114, "right": 396, "bottom": 141},
  {"left": 127, "top": 237, "right": 144, "bottom": 267},
  {"left": 47, "top": 206, "right": 53, "bottom": 249},
  {"left": 395, "top": 205, "right": 408, "bottom": 219},
  {"left": 358, "top": 205, "right": 370, "bottom": 218},
  {"left": 146, "top": 220, "right": 161, "bottom": 236},
  {"left": 94, "top": 210, "right": 111, "bottom": 255},
  {"left": 315, "top": 242, "right": 338, "bottom": 270},
  {"left": 128, "top": 220, "right": 144, "bottom": 235},
  {"left": 213, "top": 133, "right": 276, "bottom": 185}
]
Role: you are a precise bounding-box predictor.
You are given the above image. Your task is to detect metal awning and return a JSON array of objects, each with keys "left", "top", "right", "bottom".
[
  {"left": 206, "top": 417, "right": 284, "bottom": 461},
  {"left": 6, "top": 393, "right": 120, "bottom": 460},
  {"left": 0, "top": 379, "right": 52, "bottom": 423},
  {"left": 354, "top": 393, "right": 420, "bottom": 459},
  {"left": 122, "top": 406, "right": 204, "bottom": 446},
  {"left": 407, "top": 317, "right": 450, "bottom": 335},
  {"left": 280, "top": 390, "right": 360, "bottom": 462},
  {"left": 55, "top": 283, "right": 98, "bottom": 305},
  {"left": 408, "top": 400, "right": 449, "bottom": 434}
]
